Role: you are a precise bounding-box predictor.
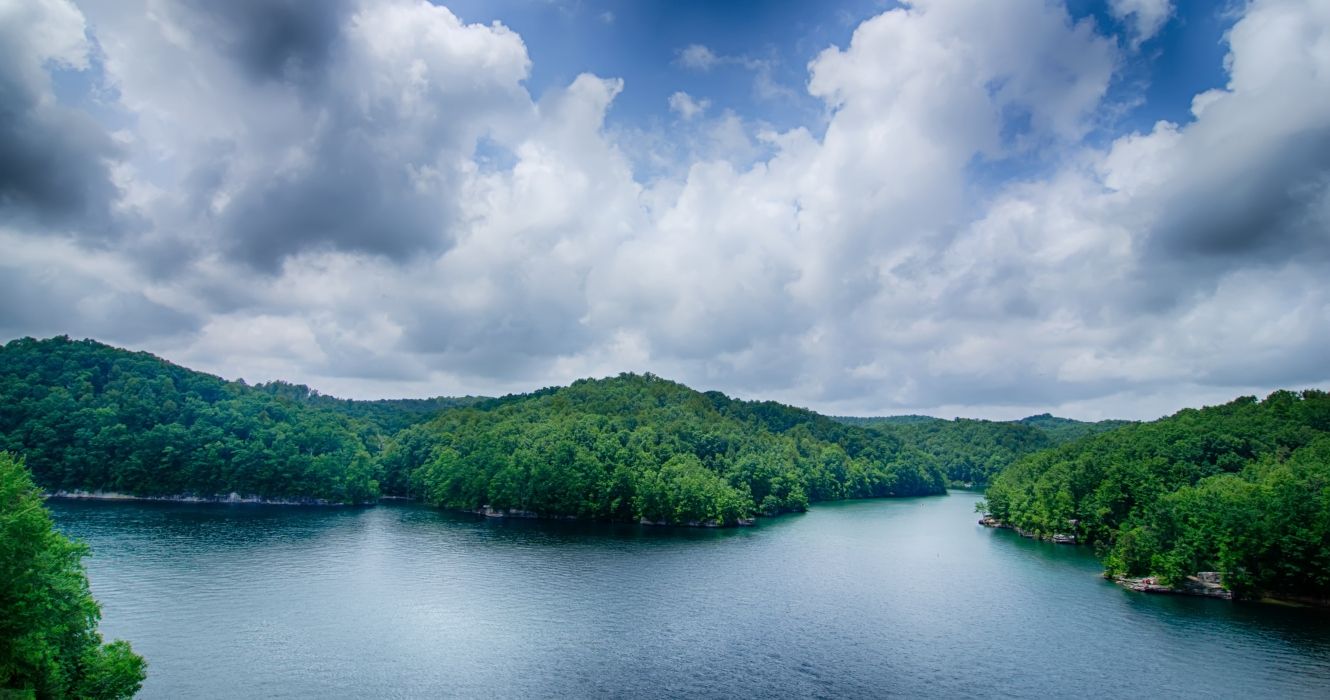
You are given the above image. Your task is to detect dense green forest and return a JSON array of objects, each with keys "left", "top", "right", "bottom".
[
  {"left": 0, "top": 337, "right": 947, "bottom": 523},
  {"left": 0, "top": 337, "right": 424, "bottom": 503},
  {"left": 1, "top": 452, "right": 146, "bottom": 698},
  {"left": 391, "top": 374, "right": 947, "bottom": 525},
  {"left": 981, "top": 391, "right": 1330, "bottom": 600},
  {"left": 1015, "top": 413, "right": 1134, "bottom": 445},
  {"left": 834, "top": 414, "right": 1130, "bottom": 484}
]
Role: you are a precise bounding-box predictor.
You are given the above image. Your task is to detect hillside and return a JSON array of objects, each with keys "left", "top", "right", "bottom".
[
  {"left": 389, "top": 374, "right": 946, "bottom": 525},
  {"left": 833, "top": 414, "right": 1132, "bottom": 484},
  {"left": 0, "top": 336, "right": 438, "bottom": 503},
  {"left": 1015, "top": 413, "right": 1134, "bottom": 445},
  {"left": 982, "top": 391, "right": 1330, "bottom": 600},
  {"left": 0, "top": 337, "right": 945, "bottom": 521}
]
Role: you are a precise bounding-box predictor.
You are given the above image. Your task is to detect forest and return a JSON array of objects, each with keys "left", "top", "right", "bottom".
[
  {"left": 0, "top": 337, "right": 946, "bottom": 525},
  {"left": 835, "top": 414, "right": 1130, "bottom": 484},
  {"left": 981, "top": 390, "right": 1330, "bottom": 600},
  {"left": 0, "top": 337, "right": 393, "bottom": 504},
  {"left": 393, "top": 375, "right": 946, "bottom": 524}
]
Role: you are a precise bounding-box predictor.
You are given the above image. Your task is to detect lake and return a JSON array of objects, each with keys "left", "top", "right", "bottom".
[{"left": 50, "top": 491, "right": 1330, "bottom": 698}]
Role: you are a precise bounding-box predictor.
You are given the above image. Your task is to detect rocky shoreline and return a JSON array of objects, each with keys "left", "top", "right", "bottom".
[
  {"left": 45, "top": 492, "right": 763, "bottom": 528},
  {"left": 45, "top": 490, "right": 344, "bottom": 506},
  {"left": 1111, "top": 572, "right": 1234, "bottom": 600},
  {"left": 978, "top": 515, "right": 1077, "bottom": 544}
]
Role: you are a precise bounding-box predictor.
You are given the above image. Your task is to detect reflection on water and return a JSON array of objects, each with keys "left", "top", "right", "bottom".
[{"left": 51, "top": 493, "right": 1330, "bottom": 699}]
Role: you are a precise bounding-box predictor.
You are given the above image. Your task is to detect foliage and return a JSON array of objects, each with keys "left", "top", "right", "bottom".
[
  {"left": 983, "top": 390, "right": 1330, "bottom": 599},
  {"left": 0, "top": 338, "right": 947, "bottom": 524},
  {"left": 395, "top": 374, "right": 946, "bottom": 525},
  {"left": 834, "top": 414, "right": 1130, "bottom": 485},
  {"left": 1, "top": 452, "right": 146, "bottom": 698},
  {"left": 1015, "top": 413, "right": 1134, "bottom": 445},
  {"left": 0, "top": 336, "right": 403, "bottom": 503},
  {"left": 250, "top": 381, "right": 485, "bottom": 433}
]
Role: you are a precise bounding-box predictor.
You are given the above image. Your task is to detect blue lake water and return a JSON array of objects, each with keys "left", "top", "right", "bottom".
[{"left": 50, "top": 491, "right": 1330, "bottom": 698}]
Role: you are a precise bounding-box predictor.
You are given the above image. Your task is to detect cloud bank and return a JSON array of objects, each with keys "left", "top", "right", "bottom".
[{"left": 2, "top": 0, "right": 1328, "bottom": 420}]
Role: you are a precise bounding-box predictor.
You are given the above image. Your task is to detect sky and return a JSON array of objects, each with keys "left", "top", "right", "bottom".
[{"left": 2, "top": 0, "right": 1329, "bottom": 421}]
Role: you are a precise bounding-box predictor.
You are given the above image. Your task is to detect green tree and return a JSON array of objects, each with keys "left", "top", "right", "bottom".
[
  {"left": 1, "top": 452, "right": 146, "bottom": 698},
  {"left": 984, "top": 391, "right": 1330, "bottom": 599}
]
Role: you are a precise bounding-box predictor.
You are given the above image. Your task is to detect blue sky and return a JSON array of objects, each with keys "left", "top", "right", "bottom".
[
  {"left": 4, "top": 0, "right": 1329, "bottom": 420},
  {"left": 441, "top": 0, "right": 1232, "bottom": 137}
]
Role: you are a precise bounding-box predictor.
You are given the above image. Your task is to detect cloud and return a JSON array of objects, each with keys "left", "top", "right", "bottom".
[
  {"left": 0, "top": 0, "right": 122, "bottom": 236},
  {"left": 80, "top": 0, "right": 533, "bottom": 272},
  {"left": 1109, "top": 0, "right": 1173, "bottom": 45},
  {"left": 668, "top": 91, "right": 710, "bottom": 120},
  {"left": 176, "top": 0, "right": 352, "bottom": 88},
  {"left": 677, "top": 44, "right": 719, "bottom": 71},
  {"left": 675, "top": 42, "right": 797, "bottom": 103},
  {"left": 0, "top": 231, "right": 197, "bottom": 343},
  {"left": 2, "top": 0, "right": 1329, "bottom": 420}
]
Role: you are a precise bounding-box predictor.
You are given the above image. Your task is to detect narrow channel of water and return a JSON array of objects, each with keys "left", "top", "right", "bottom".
[{"left": 50, "top": 491, "right": 1330, "bottom": 698}]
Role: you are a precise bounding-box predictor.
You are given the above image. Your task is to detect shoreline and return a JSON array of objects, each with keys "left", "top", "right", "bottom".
[
  {"left": 979, "top": 515, "right": 1329, "bottom": 608},
  {"left": 1111, "top": 573, "right": 1234, "bottom": 601},
  {"left": 977, "top": 515, "right": 1077, "bottom": 544},
  {"left": 45, "top": 490, "right": 348, "bottom": 507},
  {"left": 46, "top": 490, "right": 950, "bottom": 527}
]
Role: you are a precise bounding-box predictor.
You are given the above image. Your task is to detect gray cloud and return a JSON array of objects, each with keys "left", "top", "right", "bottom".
[
  {"left": 179, "top": 0, "right": 351, "bottom": 89},
  {"left": 219, "top": 125, "right": 456, "bottom": 272},
  {"left": 0, "top": 5, "right": 120, "bottom": 235},
  {"left": 0, "top": 255, "right": 197, "bottom": 344},
  {"left": 151, "top": 0, "right": 531, "bottom": 272},
  {"left": 1149, "top": 129, "right": 1330, "bottom": 264}
]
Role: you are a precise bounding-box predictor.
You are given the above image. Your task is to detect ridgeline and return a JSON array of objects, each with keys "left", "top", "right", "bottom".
[
  {"left": 0, "top": 336, "right": 946, "bottom": 525},
  {"left": 834, "top": 413, "right": 1130, "bottom": 485}
]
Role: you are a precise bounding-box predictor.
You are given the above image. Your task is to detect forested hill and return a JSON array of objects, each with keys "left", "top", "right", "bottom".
[
  {"left": 982, "top": 391, "right": 1330, "bottom": 600},
  {"left": 832, "top": 414, "right": 1131, "bottom": 484},
  {"left": 251, "top": 381, "right": 487, "bottom": 433},
  {"left": 0, "top": 336, "right": 472, "bottom": 503},
  {"left": 389, "top": 374, "right": 946, "bottom": 525},
  {"left": 1015, "top": 413, "right": 1134, "bottom": 444},
  {"left": 0, "top": 337, "right": 945, "bottom": 520}
]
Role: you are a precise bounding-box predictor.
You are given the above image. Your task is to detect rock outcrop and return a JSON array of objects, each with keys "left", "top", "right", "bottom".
[
  {"left": 978, "top": 515, "right": 1078, "bottom": 544},
  {"left": 47, "top": 490, "right": 341, "bottom": 506},
  {"left": 1112, "top": 572, "right": 1234, "bottom": 600}
]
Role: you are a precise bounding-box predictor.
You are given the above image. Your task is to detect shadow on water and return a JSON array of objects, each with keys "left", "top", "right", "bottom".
[
  {"left": 48, "top": 498, "right": 373, "bottom": 557},
  {"left": 395, "top": 503, "right": 773, "bottom": 543}
]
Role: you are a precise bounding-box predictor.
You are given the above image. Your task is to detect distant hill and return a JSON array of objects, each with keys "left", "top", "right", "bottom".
[
  {"left": 252, "top": 380, "right": 488, "bottom": 433},
  {"left": 834, "top": 414, "right": 940, "bottom": 427},
  {"left": 1015, "top": 413, "right": 1134, "bottom": 445},
  {"left": 831, "top": 413, "right": 1133, "bottom": 484}
]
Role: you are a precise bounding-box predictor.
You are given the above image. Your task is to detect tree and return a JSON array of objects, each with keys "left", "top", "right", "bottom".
[{"left": 0, "top": 452, "right": 146, "bottom": 698}]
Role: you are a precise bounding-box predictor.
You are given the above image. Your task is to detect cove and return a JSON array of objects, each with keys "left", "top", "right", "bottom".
[{"left": 50, "top": 491, "right": 1330, "bottom": 698}]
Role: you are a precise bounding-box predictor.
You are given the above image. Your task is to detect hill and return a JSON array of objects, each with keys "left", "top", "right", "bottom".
[
  {"left": 0, "top": 337, "right": 945, "bottom": 521},
  {"left": 832, "top": 413, "right": 1132, "bottom": 484},
  {"left": 981, "top": 391, "right": 1330, "bottom": 600},
  {"left": 1015, "top": 413, "right": 1134, "bottom": 444},
  {"left": 388, "top": 374, "right": 946, "bottom": 525},
  {"left": 0, "top": 336, "right": 450, "bottom": 503}
]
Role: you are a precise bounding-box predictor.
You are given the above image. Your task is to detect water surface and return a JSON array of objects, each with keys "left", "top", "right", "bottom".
[{"left": 50, "top": 492, "right": 1330, "bottom": 698}]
